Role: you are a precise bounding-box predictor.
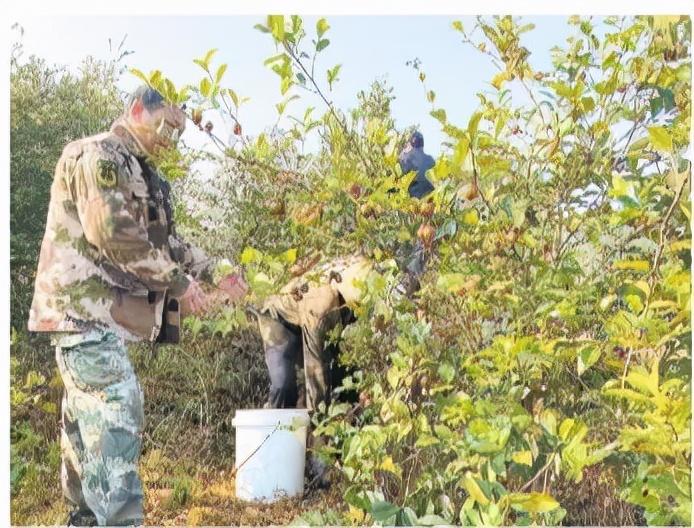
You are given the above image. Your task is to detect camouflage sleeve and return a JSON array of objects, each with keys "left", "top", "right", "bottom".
[
  {"left": 70, "top": 147, "right": 190, "bottom": 297},
  {"left": 168, "top": 235, "right": 217, "bottom": 284}
]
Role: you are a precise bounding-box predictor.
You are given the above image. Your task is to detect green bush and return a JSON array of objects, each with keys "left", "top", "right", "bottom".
[{"left": 183, "top": 15, "right": 691, "bottom": 525}]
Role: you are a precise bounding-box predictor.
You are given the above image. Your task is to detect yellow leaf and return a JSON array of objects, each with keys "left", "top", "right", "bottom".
[
  {"left": 379, "top": 456, "right": 401, "bottom": 477},
  {"left": 461, "top": 472, "right": 489, "bottom": 505},
  {"left": 512, "top": 450, "right": 533, "bottom": 466},
  {"left": 346, "top": 506, "right": 365, "bottom": 524},
  {"left": 463, "top": 209, "right": 479, "bottom": 225},
  {"left": 281, "top": 248, "right": 297, "bottom": 264},
  {"left": 509, "top": 492, "right": 560, "bottom": 513},
  {"left": 614, "top": 260, "right": 650, "bottom": 272},
  {"left": 491, "top": 70, "right": 512, "bottom": 90},
  {"left": 648, "top": 126, "right": 673, "bottom": 153},
  {"left": 669, "top": 240, "right": 691, "bottom": 253}
]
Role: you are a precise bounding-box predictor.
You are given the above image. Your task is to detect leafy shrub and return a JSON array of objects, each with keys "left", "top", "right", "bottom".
[{"left": 180, "top": 14, "right": 690, "bottom": 525}]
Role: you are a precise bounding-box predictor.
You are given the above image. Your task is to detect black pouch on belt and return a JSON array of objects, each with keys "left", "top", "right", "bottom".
[{"left": 156, "top": 294, "right": 181, "bottom": 343}]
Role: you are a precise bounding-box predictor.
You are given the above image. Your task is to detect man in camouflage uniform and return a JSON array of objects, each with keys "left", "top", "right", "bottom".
[
  {"left": 257, "top": 131, "right": 434, "bottom": 412},
  {"left": 28, "top": 86, "right": 246, "bottom": 526}
]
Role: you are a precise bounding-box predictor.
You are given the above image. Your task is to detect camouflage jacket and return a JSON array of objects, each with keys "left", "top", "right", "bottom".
[
  {"left": 28, "top": 120, "right": 212, "bottom": 342},
  {"left": 259, "top": 245, "right": 428, "bottom": 330},
  {"left": 259, "top": 254, "right": 374, "bottom": 330}
]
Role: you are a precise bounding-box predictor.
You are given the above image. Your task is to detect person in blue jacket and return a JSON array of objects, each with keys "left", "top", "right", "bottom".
[{"left": 398, "top": 130, "right": 435, "bottom": 199}]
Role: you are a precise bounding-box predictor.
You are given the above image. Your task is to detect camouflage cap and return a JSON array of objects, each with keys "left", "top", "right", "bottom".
[{"left": 126, "top": 85, "right": 166, "bottom": 112}]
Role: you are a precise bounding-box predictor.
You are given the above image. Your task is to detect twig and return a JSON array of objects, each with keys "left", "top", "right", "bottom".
[
  {"left": 282, "top": 41, "right": 374, "bottom": 176},
  {"left": 621, "top": 348, "right": 634, "bottom": 389},
  {"left": 520, "top": 453, "right": 555, "bottom": 492},
  {"left": 642, "top": 167, "right": 689, "bottom": 315},
  {"left": 469, "top": 148, "right": 493, "bottom": 214}
]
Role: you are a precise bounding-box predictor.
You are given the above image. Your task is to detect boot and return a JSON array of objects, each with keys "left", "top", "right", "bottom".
[{"left": 66, "top": 509, "right": 97, "bottom": 527}]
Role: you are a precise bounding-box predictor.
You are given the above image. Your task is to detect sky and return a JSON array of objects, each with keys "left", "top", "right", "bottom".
[{"left": 11, "top": 15, "right": 576, "bottom": 158}]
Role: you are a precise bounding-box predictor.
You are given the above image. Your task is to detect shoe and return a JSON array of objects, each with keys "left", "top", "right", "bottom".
[{"left": 67, "top": 509, "right": 97, "bottom": 527}]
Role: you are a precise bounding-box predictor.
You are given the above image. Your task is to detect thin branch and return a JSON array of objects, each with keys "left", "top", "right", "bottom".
[
  {"left": 520, "top": 453, "right": 555, "bottom": 492},
  {"left": 642, "top": 166, "right": 689, "bottom": 314},
  {"left": 282, "top": 41, "right": 374, "bottom": 175}
]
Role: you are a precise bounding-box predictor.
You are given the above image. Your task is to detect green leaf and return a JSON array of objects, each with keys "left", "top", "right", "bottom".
[
  {"left": 599, "top": 294, "right": 617, "bottom": 311},
  {"left": 327, "top": 64, "right": 341, "bottom": 90},
  {"left": 539, "top": 409, "right": 558, "bottom": 435},
  {"left": 280, "top": 76, "right": 293, "bottom": 95},
  {"left": 603, "top": 387, "right": 651, "bottom": 405},
  {"left": 343, "top": 487, "right": 370, "bottom": 511},
  {"left": 430, "top": 108, "right": 447, "bottom": 124},
  {"left": 437, "top": 273, "right": 466, "bottom": 293},
  {"left": 129, "top": 67, "right": 149, "bottom": 84},
  {"left": 215, "top": 63, "right": 228, "bottom": 84},
  {"left": 264, "top": 53, "right": 286, "bottom": 67},
  {"left": 415, "top": 434, "right": 440, "bottom": 448},
  {"left": 227, "top": 88, "right": 239, "bottom": 108},
  {"left": 462, "top": 209, "right": 479, "bottom": 225},
  {"left": 468, "top": 111, "right": 483, "bottom": 139},
  {"left": 254, "top": 23, "right": 270, "bottom": 33},
  {"left": 609, "top": 174, "right": 634, "bottom": 199},
  {"left": 281, "top": 248, "right": 297, "bottom": 264},
  {"left": 492, "top": 70, "right": 512, "bottom": 90},
  {"left": 316, "top": 38, "right": 330, "bottom": 52},
  {"left": 438, "top": 362, "right": 455, "bottom": 383},
  {"left": 581, "top": 96, "right": 595, "bottom": 112},
  {"left": 648, "top": 126, "right": 673, "bottom": 152},
  {"left": 371, "top": 500, "right": 400, "bottom": 522},
  {"left": 577, "top": 345, "right": 601, "bottom": 376},
  {"left": 202, "top": 48, "right": 218, "bottom": 69},
  {"left": 416, "top": 514, "right": 449, "bottom": 525},
  {"left": 461, "top": 472, "right": 490, "bottom": 505},
  {"left": 199, "top": 78, "right": 211, "bottom": 98},
  {"left": 316, "top": 18, "right": 330, "bottom": 38}
]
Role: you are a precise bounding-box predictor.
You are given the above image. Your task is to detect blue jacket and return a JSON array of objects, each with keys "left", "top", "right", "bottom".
[{"left": 399, "top": 147, "right": 435, "bottom": 199}]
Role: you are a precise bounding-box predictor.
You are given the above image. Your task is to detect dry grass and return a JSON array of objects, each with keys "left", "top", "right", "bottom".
[
  {"left": 553, "top": 464, "right": 645, "bottom": 526},
  {"left": 12, "top": 328, "right": 339, "bottom": 526}
]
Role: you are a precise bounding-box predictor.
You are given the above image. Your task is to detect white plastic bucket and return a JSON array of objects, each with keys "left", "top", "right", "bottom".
[{"left": 231, "top": 408, "right": 310, "bottom": 502}]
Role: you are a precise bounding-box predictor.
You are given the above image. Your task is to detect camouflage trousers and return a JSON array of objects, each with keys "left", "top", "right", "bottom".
[
  {"left": 256, "top": 309, "right": 352, "bottom": 412},
  {"left": 54, "top": 329, "right": 144, "bottom": 526}
]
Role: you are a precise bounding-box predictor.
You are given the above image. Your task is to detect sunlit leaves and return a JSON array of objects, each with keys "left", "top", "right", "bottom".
[
  {"left": 177, "top": 14, "right": 690, "bottom": 527},
  {"left": 327, "top": 64, "right": 341, "bottom": 90},
  {"left": 268, "top": 15, "right": 285, "bottom": 42},
  {"left": 316, "top": 18, "right": 330, "bottom": 38},
  {"left": 129, "top": 68, "right": 189, "bottom": 105},
  {"left": 648, "top": 126, "right": 674, "bottom": 152}
]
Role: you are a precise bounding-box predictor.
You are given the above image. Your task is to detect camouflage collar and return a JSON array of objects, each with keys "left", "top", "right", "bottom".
[{"left": 110, "top": 119, "right": 148, "bottom": 158}]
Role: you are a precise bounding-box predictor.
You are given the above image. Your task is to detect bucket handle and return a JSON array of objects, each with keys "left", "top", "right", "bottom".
[{"left": 231, "top": 422, "right": 280, "bottom": 478}]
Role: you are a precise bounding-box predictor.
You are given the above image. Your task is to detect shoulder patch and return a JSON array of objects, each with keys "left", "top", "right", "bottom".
[{"left": 96, "top": 159, "right": 118, "bottom": 188}]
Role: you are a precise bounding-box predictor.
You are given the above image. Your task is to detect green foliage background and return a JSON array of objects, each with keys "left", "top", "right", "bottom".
[{"left": 10, "top": 15, "right": 692, "bottom": 526}]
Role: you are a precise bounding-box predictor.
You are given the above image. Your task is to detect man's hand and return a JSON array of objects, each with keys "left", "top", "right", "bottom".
[
  {"left": 218, "top": 273, "right": 249, "bottom": 303},
  {"left": 180, "top": 278, "right": 209, "bottom": 316}
]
